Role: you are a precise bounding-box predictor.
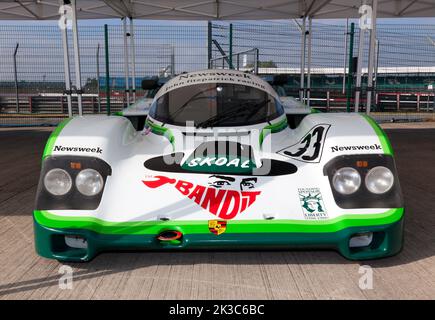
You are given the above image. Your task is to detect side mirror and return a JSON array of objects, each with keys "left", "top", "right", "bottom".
[
  {"left": 141, "top": 77, "right": 160, "bottom": 90},
  {"left": 272, "top": 74, "right": 288, "bottom": 86}
]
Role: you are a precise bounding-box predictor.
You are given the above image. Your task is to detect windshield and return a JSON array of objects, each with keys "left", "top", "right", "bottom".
[{"left": 148, "top": 83, "right": 284, "bottom": 127}]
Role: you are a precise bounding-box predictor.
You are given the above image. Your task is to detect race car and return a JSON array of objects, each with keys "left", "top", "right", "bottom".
[{"left": 34, "top": 69, "right": 404, "bottom": 262}]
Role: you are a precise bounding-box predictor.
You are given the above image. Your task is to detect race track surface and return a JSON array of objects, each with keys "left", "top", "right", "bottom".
[{"left": 0, "top": 124, "right": 434, "bottom": 299}]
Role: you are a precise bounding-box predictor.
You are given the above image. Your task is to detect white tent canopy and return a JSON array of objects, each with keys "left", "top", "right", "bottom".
[
  {"left": 0, "top": 0, "right": 434, "bottom": 20},
  {"left": 1, "top": 0, "right": 432, "bottom": 116}
]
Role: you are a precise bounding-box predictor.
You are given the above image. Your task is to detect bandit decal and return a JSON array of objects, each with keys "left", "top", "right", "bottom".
[
  {"left": 208, "top": 220, "right": 227, "bottom": 235},
  {"left": 298, "top": 188, "right": 328, "bottom": 220},
  {"left": 277, "top": 124, "right": 330, "bottom": 163},
  {"left": 142, "top": 175, "right": 261, "bottom": 220}
]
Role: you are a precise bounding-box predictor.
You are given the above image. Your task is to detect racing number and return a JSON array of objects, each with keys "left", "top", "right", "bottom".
[{"left": 284, "top": 125, "right": 325, "bottom": 161}]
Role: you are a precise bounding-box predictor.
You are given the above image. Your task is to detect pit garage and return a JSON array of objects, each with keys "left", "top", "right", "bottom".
[{"left": 0, "top": 0, "right": 435, "bottom": 300}]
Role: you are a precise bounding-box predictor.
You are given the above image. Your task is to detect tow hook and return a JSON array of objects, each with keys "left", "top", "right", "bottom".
[{"left": 157, "top": 230, "right": 183, "bottom": 242}]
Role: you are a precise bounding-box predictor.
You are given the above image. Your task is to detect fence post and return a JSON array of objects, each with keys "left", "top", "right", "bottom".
[
  {"left": 96, "top": 43, "right": 101, "bottom": 113},
  {"left": 346, "top": 23, "right": 355, "bottom": 112},
  {"left": 13, "top": 43, "right": 19, "bottom": 113},
  {"left": 104, "top": 24, "right": 111, "bottom": 115},
  {"left": 229, "top": 23, "right": 233, "bottom": 69},
  {"left": 207, "top": 21, "right": 212, "bottom": 69}
]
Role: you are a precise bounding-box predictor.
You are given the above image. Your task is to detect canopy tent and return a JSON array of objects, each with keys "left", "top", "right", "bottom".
[
  {"left": 1, "top": 0, "right": 433, "bottom": 115},
  {"left": 0, "top": 0, "right": 434, "bottom": 20}
]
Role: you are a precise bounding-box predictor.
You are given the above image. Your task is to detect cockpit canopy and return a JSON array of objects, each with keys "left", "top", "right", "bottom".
[{"left": 148, "top": 82, "right": 284, "bottom": 127}]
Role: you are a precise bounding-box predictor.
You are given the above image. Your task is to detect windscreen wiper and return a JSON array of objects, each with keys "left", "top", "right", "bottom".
[{"left": 195, "top": 99, "right": 270, "bottom": 128}]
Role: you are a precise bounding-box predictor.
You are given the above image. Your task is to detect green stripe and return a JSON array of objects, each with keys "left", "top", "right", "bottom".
[
  {"left": 42, "top": 117, "right": 72, "bottom": 159},
  {"left": 145, "top": 118, "right": 175, "bottom": 150},
  {"left": 259, "top": 116, "right": 288, "bottom": 146},
  {"left": 362, "top": 114, "right": 394, "bottom": 156},
  {"left": 34, "top": 208, "right": 403, "bottom": 235}
]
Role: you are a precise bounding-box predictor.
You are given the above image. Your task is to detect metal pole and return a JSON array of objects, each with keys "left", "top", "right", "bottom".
[
  {"left": 71, "top": 0, "right": 83, "bottom": 116},
  {"left": 104, "top": 24, "right": 111, "bottom": 115},
  {"left": 13, "top": 43, "right": 19, "bottom": 113},
  {"left": 354, "top": 26, "right": 366, "bottom": 112},
  {"left": 255, "top": 48, "right": 259, "bottom": 74},
  {"left": 229, "top": 23, "right": 233, "bottom": 69},
  {"left": 307, "top": 17, "right": 312, "bottom": 108},
  {"left": 366, "top": 0, "right": 378, "bottom": 114},
  {"left": 374, "top": 39, "right": 380, "bottom": 110},
  {"left": 129, "top": 18, "right": 136, "bottom": 103},
  {"left": 346, "top": 23, "right": 355, "bottom": 112},
  {"left": 342, "top": 19, "right": 349, "bottom": 94},
  {"left": 207, "top": 21, "right": 212, "bottom": 69},
  {"left": 299, "top": 17, "right": 306, "bottom": 103},
  {"left": 96, "top": 43, "right": 101, "bottom": 113},
  {"left": 170, "top": 45, "right": 175, "bottom": 76},
  {"left": 59, "top": 0, "right": 72, "bottom": 117},
  {"left": 123, "top": 18, "right": 130, "bottom": 107}
]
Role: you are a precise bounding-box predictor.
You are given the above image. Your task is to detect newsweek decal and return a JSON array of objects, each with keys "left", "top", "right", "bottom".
[
  {"left": 53, "top": 145, "right": 103, "bottom": 154},
  {"left": 330, "top": 143, "right": 382, "bottom": 153},
  {"left": 298, "top": 188, "right": 328, "bottom": 220},
  {"left": 142, "top": 175, "right": 261, "bottom": 220},
  {"left": 155, "top": 70, "right": 278, "bottom": 100},
  {"left": 277, "top": 124, "right": 331, "bottom": 163}
]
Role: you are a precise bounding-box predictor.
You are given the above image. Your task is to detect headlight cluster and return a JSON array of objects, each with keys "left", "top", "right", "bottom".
[
  {"left": 36, "top": 156, "right": 111, "bottom": 211},
  {"left": 44, "top": 168, "right": 104, "bottom": 196},
  {"left": 332, "top": 166, "right": 394, "bottom": 195},
  {"left": 324, "top": 154, "right": 402, "bottom": 209}
]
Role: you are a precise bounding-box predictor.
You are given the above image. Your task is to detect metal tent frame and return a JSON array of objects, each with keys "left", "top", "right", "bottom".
[{"left": 1, "top": 0, "right": 433, "bottom": 115}]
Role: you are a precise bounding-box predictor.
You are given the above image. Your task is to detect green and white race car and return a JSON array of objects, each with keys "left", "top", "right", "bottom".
[{"left": 34, "top": 69, "right": 404, "bottom": 262}]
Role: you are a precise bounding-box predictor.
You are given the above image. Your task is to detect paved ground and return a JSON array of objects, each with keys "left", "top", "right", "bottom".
[{"left": 0, "top": 125, "right": 435, "bottom": 300}]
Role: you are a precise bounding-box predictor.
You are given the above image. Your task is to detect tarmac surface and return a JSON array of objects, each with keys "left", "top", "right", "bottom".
[{"left": 0, "top": 123, "right": 434, "bottom": 299}]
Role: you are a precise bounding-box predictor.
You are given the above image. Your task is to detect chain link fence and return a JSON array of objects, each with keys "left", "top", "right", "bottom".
[{"left": 0, "top": 20, "right": 434, "bottom": 126}]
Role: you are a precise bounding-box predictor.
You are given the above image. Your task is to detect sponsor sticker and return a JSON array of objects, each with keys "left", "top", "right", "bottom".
[
  {"left": 298, "top": 188, "right": 328, "bottom": 220},
  {"left": 208, "top": 220, "right": 227, "bottom": 235},
  {"left": 330, "top": 143, "right": 382, "bottom": 153},
  {"left": 277, "top": 124, "right": 330, "bottom": 163},
  {"left": 53, "top": 145, "right": 103, "bottom": 154},
  {"left": 142, "top": 175, "right": 261, "bottom": 220}
]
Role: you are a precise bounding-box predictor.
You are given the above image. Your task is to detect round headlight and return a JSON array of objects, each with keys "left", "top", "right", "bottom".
[
  {"left": 365, "top": 166, "right": 394, "bottom": 194},
  {"left": 44, "top": 168, "right": 72, "bottom": 196},
  {"left": 332, "top": 167, "right": 361, "bottom": 195},
  {"left": 75, "top": 169, "right": 104, "bottom": 196}
]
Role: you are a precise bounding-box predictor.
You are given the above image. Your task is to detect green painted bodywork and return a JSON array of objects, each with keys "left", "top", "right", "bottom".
[
  {"left": 42, "top": 117, "right": 72, "bottom": 159},
  {"left": 362, "top": 114, "right": 394, "bottom": 156},
  {"left": 145, "top": 118, "right": 175, "bottom": 150},
  {"left": 33, "top": 208, "right": 404, "bottom": 262},
  {"left": 259, "top": 117, "right": 288, "bottom": 147}
]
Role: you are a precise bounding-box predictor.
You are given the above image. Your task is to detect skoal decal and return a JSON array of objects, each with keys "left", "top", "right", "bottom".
[
  {"left": 277, "top": 124, "right": 331, "bottom": 163},
  {"left": 142, "top": 175, "right": 261, "bottom": 220}
]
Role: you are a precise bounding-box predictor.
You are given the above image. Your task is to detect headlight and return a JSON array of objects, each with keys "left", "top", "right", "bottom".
[
  {"left": 365, "top": 166, "right": 394, "bottom": 194},
  {"left": 332, "top": 167, "right": 361, "bottom": 195},
  {"left": 75, "top": 168, "right": 104, "bottom": 196},
  {"left": 44, "top": 168, "right": 72, "bottom": 196}
]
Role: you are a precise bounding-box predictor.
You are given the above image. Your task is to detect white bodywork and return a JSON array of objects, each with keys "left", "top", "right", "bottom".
[{"left": 46, "top": 70, "right": 392, "bottom": 225}]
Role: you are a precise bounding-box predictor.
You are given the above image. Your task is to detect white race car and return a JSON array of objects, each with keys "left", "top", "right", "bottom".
[{"left": 34, "top": 69, "right": 404, "bottom": 262}]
